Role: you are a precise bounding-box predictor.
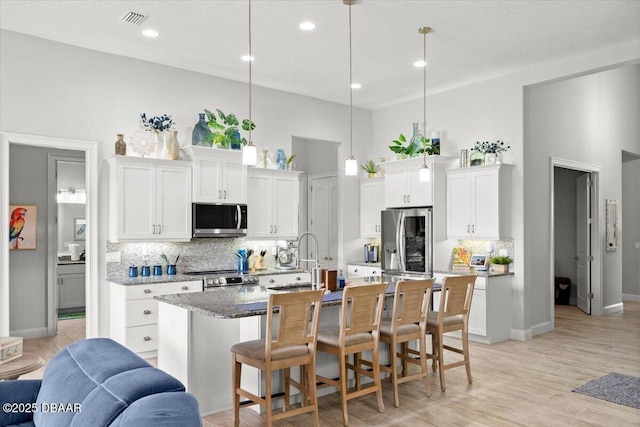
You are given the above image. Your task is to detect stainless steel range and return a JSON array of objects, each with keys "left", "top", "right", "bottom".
[{"left": 184, "top": 269, "right": 259, "bottom": 289}]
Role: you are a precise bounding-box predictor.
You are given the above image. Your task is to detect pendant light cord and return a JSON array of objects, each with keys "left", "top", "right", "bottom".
[
  {"left": 248, "top": 0, "right": 252, "bottom": 145},
  {"left": 420, "top": 27, "right": 430, "bottom": 168},
  {"left": 349, "top": 2, "right": 353, "bottom": 158}
]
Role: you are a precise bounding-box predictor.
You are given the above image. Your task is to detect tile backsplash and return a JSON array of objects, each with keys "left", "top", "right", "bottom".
[{"left": 106, "top": 239, "right": 282, "bottom": 278}]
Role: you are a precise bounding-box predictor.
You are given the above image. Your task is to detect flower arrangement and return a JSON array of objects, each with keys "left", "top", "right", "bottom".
[
  {"left": 140, "top": 113, "right": 174, "bottom": 132},
  {"left": 471, "top": 140, "right": 510, "bottom": 154}
]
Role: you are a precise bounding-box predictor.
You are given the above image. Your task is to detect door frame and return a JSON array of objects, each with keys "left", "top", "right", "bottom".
[
  {"left": 307, "top": 172, "right": 338, "bottom": 270},
  {"left": 1, "top": 132, "right": 99, "bottom": 338},
  {"left": 549, "top": 157, "right": 602, "bottom": 328}
]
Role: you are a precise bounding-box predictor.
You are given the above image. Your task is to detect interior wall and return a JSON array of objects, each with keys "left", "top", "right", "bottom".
[
  {"left": 0, "top": 30, "right": 371, "bottom": 336},
  {"left": 622, "top": 156, "right": 640, "bottom": 300},
  {"left": 553, "top": 167, "right": 585, "bottom": 299}
]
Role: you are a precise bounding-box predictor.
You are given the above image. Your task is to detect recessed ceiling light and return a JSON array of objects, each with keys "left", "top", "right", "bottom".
[
  {"left": 299, "top": 21, "right": 316, "bottom": 31},
  {"left": 241, "top": 55, "right": 255, "bottom": 62},
  {"left": 351, "top": 83, "right": 362, "bottom": 89},
  {"left": 142, "top": 29, "right": 159, "bottom": 38},
  {"left": 413, "top": 60, "right": 427, "bottom": 68}
]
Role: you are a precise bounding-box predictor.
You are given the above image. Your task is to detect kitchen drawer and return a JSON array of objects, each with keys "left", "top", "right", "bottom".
[
  {"left": 125, "top": 324, "right": 158, "bottom": 353},
  {"left": 124, "top": 280, "right": 202, "bottom": 300},
  {"left": 347, "top": 264, "right": 380, "bottom": 278},
  {"left": 126, "top": 299, "right": 158, "bottom": 327},
  {"left": 259, "top": 272, "right": 311, "bottom": 287}
]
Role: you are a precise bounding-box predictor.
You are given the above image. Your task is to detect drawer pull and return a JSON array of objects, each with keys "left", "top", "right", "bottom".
[
  {"left": 143, "top": 310, "right": 151, "bottom": 315},
  {"left": 269, "top": 279, "right": 275, "bottom": 284},
  {"left": 354, "top": 269, "right": 359, "bottom": 273},
  {"left": 181, "top": 286, "right": 189, "bottom": 290},
  {"left": 143, "top": 289, "right": 151, "bottom": 294},
  {"left": 296, "top": 277, "right": 301, "bottom": 281},
  {"left": 143, "top": 336, "right": 151, "bottom": 341}
]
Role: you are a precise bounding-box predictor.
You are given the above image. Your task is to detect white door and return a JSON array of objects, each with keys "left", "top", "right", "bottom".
[
  {"left": 473, "top": 169, "right": 500, "bottom": 238},
  {"left": 116, "top": 162, "right": 156, "bottom": 240},
  {"left": 156, "top": 165, "right": 192, "bottom": 240},
  {"left": 272, "top": 174, "right": 299, "bottom": 238},
  {"left": 309, "top": 175, "right": 338, "bottom": 270},
  {"left": 384, "top": 167, "right": 407, "bottom": 208},
  {"left": 222, "top": 160, "right": 247, "bottom": 203},
  {"left": 192, "top": 157, "right": 223, "bottom": 202},
  {"left": 447, "top": 172, "right": 473, "bottom": 238},
  {"left": 247, "top": 171, "right": 273, "bottom": 237},
  {"left": 360, "top": 180, "right": 384, "bottom": 238},
  {"left": 576, "top": 173, "right": 591, "bottom": 314}
]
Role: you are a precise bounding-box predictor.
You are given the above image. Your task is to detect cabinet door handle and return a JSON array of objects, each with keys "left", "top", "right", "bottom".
[
  {"left": 181, "top": 286, "right": 188, "bottom": 290},
  {"left": 157, "top": 224, "right": 161, "bottom": 235},
  {"left": 218, "top": 190, "right": 222, "bottom": 199},
  {"left": 143, "top": 310, "right": 151, "bottom": 315},
  {"left": 467, "top": 224, "right": 470, "bottom": 233},
  {"left": 273, "top": 225, "right": 277, "bottom": 233},
  {"left": 354, "top": 268, "right": 359, "bottom": 273},
  {"left": 269, "top": 225, "right": 273, "bottom": 233},
  {"left": 224, "top": 190, "right": 227, "bottom": 199},
  {"left": 143, "top": 289, "right": 151, "bottom": 294},
  {"left": 471, "top": 224, "right": 475, "bottom": 233},
  {"left": 407, "top": 195, "right": 411, "bottom": 203},
  {"left": 372, "top": 270, "right": 377, "bottom": 274},
  {"left": 152, "top": 225, "right": 156, "bottom": 234},
  {"left": 329, "top": 256, "right": 333, "bottom": 261},
  {"left": 143, "top": 336, "right": 151, "bottom": 341},
  {"left": 58, "top": 278, "right": 63, "bottom": 286},
  {"left": 269, "top": 279, "right": 275, "bottom": 284},
  {"left": 296, "top": 277, "right": 301, "bottom": 281}
]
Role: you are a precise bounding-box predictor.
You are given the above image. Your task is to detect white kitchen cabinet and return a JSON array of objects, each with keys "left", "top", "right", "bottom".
[
  {"left": 110, "top": 280, "right": 202, "bottom": 358},
  {"left": 446, "top": 164, "right": 512, "bottom": 240},
  {"left": 360, "top": 179, "right": 384, "bottom": 237},
  {"left": 384, "top": 156, "right": 455, "bottom": 208},
  {"left": 433, "top": 273, "right": 512, "bottom": 344},
  {"left": 347, "top": 263, "right": 381, "bottom": 278},
  {"left": 107, "top": 156, "right": 192, "bottom": 242},
  {"left": 57, "top": 263, "right": 85, "bottom": 310},
  {"left": 258, "top": 272, "right": 311, "bottom": 287},
  {"left": 183, "top": 146, "right": 247, "bottom": 204},
  {"left": 247, "top": 169, "right": 301, "bottom": 239}
]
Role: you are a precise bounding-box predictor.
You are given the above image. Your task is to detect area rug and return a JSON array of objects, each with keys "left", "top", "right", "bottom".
[
  {"left": 58, "top": 311, "right": 85, "bottom": 321},
  {"left": 572, "top": 372, "right": 640, "bottom": 409}
]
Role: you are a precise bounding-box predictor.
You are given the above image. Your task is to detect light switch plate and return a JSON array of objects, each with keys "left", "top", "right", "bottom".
[
  {"left": 635, "top": 242, "right": 640, "bottom": 249},
  {"left": 106, "top": 251, "right": 121, "bottom": 263}
]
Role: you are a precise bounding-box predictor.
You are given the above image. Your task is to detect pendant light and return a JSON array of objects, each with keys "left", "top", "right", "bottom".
[
  {"left": 418, "top": 27, "right": 432, "bottom": 183},
  {"left": 344, "top": 0, "right": 358, "bottom": 176},
  {"left": 242, "top": 0, "right": 257, "bottom": 166}
]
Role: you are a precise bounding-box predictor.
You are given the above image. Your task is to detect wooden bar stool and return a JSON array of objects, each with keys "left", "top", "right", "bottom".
[
  {"left": 231, "top": 289, "right": 324, "bottom": 427},
  {"left": 427, "top": 274, "right": 476, "bottom": 392},
  {"left": 379, "top": 279, "right": 434, "bottom": 407},
  {"left": 315, "top": 283, "right": 387, "bottom": 426}
]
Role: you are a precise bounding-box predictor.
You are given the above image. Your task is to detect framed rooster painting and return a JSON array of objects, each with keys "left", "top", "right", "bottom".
[{"left": 9, "top": 205, "right": 37, "bottom": 250}]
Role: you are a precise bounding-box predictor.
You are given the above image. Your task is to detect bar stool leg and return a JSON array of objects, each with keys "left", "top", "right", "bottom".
[
  {"left": 308, "top": 358, "right": 320, "bottom": 427},
  {"left": 232, "top": 354, "right": 241, "bottom": 427},
  {"left": 390, "top": 339, "right": 400, "bottom": 407},
  {"left": 283, "top": 367, "right": 291, "bottom": 411},
  {"left": 339, "top": 351, "right": 350, "bottom": 425},
  {"left": 372, "top": 341, "right": 385, "bottom": 414},
  {"left": 420, "top": 334, "right": 431, "bottom": 397}
]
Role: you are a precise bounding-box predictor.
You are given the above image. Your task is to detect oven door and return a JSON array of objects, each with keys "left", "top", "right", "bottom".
[{"left": 192, "top": 203, "right": 247, "bottom": 237}]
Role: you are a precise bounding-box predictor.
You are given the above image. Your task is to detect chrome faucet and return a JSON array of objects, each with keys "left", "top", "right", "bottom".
[{"left": 296, "top": 232, "right": 320, "bottom": 270}]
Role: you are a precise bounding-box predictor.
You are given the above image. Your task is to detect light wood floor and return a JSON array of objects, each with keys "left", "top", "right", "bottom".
[{"left": 23, "top": 303, "right": 640, "bottom": 426}]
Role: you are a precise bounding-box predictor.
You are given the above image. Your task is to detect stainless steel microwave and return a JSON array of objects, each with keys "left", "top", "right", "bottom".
[{"left": 192, "top": 203, "right": 248, "bottom": 238}]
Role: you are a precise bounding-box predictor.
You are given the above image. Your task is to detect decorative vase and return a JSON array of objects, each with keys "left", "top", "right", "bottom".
[
  {"left": 192, "top": 113, "right": 212, "bottom": 147},
  {"left": 484, "top": 153, "right": 497, "bottom": 165},
  {"left": 409, "top": 122, "right": 423, "bottom": 158},
  {"left": 260, "top": 148, "right": 270, "bottom": 168},
  {"left": 368, "top": 173, "right": 377, "bottom": 179},
  {"left": 492, "top": 264, "right": 508, "bottom": 273},
  {"left": 276, "top": 149, "right": 286, "bottom": 170},
  {"left": 153, "top": 130, "right": 165, "bottom": 159},
  {"left": 470, "top": 151, "right": 484, "bottom": 167},
  {"left": 431, "top": 131, "right": 441, "bottom": 155},
  {"left": 167, "top": 129, "right": 180, "bottom": 160},
  {"left": 114, "top": 134, "right": 126, "bottom": 156},
  {"left": 230, "top": 131, "right": 242, "bottom": 150}
]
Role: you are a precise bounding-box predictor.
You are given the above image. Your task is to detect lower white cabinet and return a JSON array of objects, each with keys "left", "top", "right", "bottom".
[
  {"left": 109, "top": 280, "right": 202, "bottom": 358},
  {"left": 258, "top": 272, "right": 311, "bottom": 287},
  {"left": 57, "top": 263, "right": 85, "bottom": 311},
  {"left": 347, "top": 264, "right": 381, "bottom": 278},
  {"left": 433, "top": 273, "right": 512, "bottom": 344}
]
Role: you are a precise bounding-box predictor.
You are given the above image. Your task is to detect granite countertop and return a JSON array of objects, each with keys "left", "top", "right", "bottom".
[
  {"left": 347, "top": 262, "right": 381, "bottom": 268},
  {"left": 434, "top": 269, "right": 514, "bottom": 277},
  {"left": 155, "top": 276, "right": 400, "bottom": 319},
  {"left": 107, "top": 274, "right": 204, "bottom": 286}
]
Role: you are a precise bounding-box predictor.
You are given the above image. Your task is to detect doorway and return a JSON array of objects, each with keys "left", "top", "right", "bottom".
[
  {"left": 0, "top": 133, "right": 98, "bottom": 338},
  {"left": 550, "top": 158, "right": 602, "bottom": 327}
]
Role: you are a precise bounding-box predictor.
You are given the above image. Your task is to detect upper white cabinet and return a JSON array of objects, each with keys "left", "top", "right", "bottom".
[
  {"left": 384, "top": 156, "right": 455, "bottom": 208},
  {"left": 360, "top": 178, "right": 384, "bottom": 238},
  {"left": 107, "top": 156, "right": 192, "bottom": 242},
  {"left": 182, "top": 146, "right": 247, "bottom": 204},
  {"left": 247, "top": 168, "right": 301, "bottom": 239},
  {"left": 446, "top": 164, "right": 512, "bottom": 240}
]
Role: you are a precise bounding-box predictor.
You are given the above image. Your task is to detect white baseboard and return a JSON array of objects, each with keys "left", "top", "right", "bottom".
[
  {"left": 602, "top": 302, "right": 624, "bottom": 315},
  {"left": 10, "top": 326, "right": 48, "bottom": 339},
  {"left": 622, "top": 293, "right": 640, "bottom": 302},
  {"left": 531, "top": 321, "right": 552, "bottom": 337},
  {"left": 511, "top": 328, "right": 532, "bottom": 341}
]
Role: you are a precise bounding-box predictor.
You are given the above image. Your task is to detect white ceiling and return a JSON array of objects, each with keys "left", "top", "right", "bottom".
[{"left": 1, "top": 0, "right": 639, "bottom": 110}]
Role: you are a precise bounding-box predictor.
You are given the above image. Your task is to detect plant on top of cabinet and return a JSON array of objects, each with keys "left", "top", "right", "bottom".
[
  {"left": 361, "top": 160, "right": 380, "bottom": 177},
  {"left": 389, "top": 132, "right": 435, "bottom": 160},
  {"left": 490, "top": 255, "right": 512, "bottom": 273},
  {"left": 204, "top": 108, "right": 256, "bottom": 150},
  {"left": 140, "top": 113, "right": 174, "bottom": 132},
  {"left": 470, "top": 140, "right": 510, "bottom": 166}
]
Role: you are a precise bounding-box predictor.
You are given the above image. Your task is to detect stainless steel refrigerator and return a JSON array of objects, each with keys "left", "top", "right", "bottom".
[{"left": 381, "top": 207, "right": 433, "bottom": 278}]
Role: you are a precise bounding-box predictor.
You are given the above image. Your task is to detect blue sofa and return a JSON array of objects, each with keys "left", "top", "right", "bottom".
[{"left": 0, "top": 338, "right": 201, "bottom": 427}]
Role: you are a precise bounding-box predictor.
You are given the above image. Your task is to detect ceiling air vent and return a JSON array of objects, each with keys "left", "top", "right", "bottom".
[{"left": 120, "top": 10, "right": 148, "bottom": 25}]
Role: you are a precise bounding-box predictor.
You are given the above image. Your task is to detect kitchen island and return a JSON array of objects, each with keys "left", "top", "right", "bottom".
[{"left": 155, "top": 277, "right": 396, "bottom": 416}]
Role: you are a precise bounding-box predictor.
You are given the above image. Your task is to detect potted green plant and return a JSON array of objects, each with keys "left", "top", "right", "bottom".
[
  {"left": 286, "top": 154, "right": 297, "bottom": 170},
  {"left": 490, "top": 255, "right": 512, "bottom": 273},
  {"left": 389, "top": 134, "right": 435, "bottom": 159},
  {"left": 361, "top": 160, "right": 380, "bottom": 178},
  {"left": 204, "top": 109, "right": 255, "bottom": 150}
]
